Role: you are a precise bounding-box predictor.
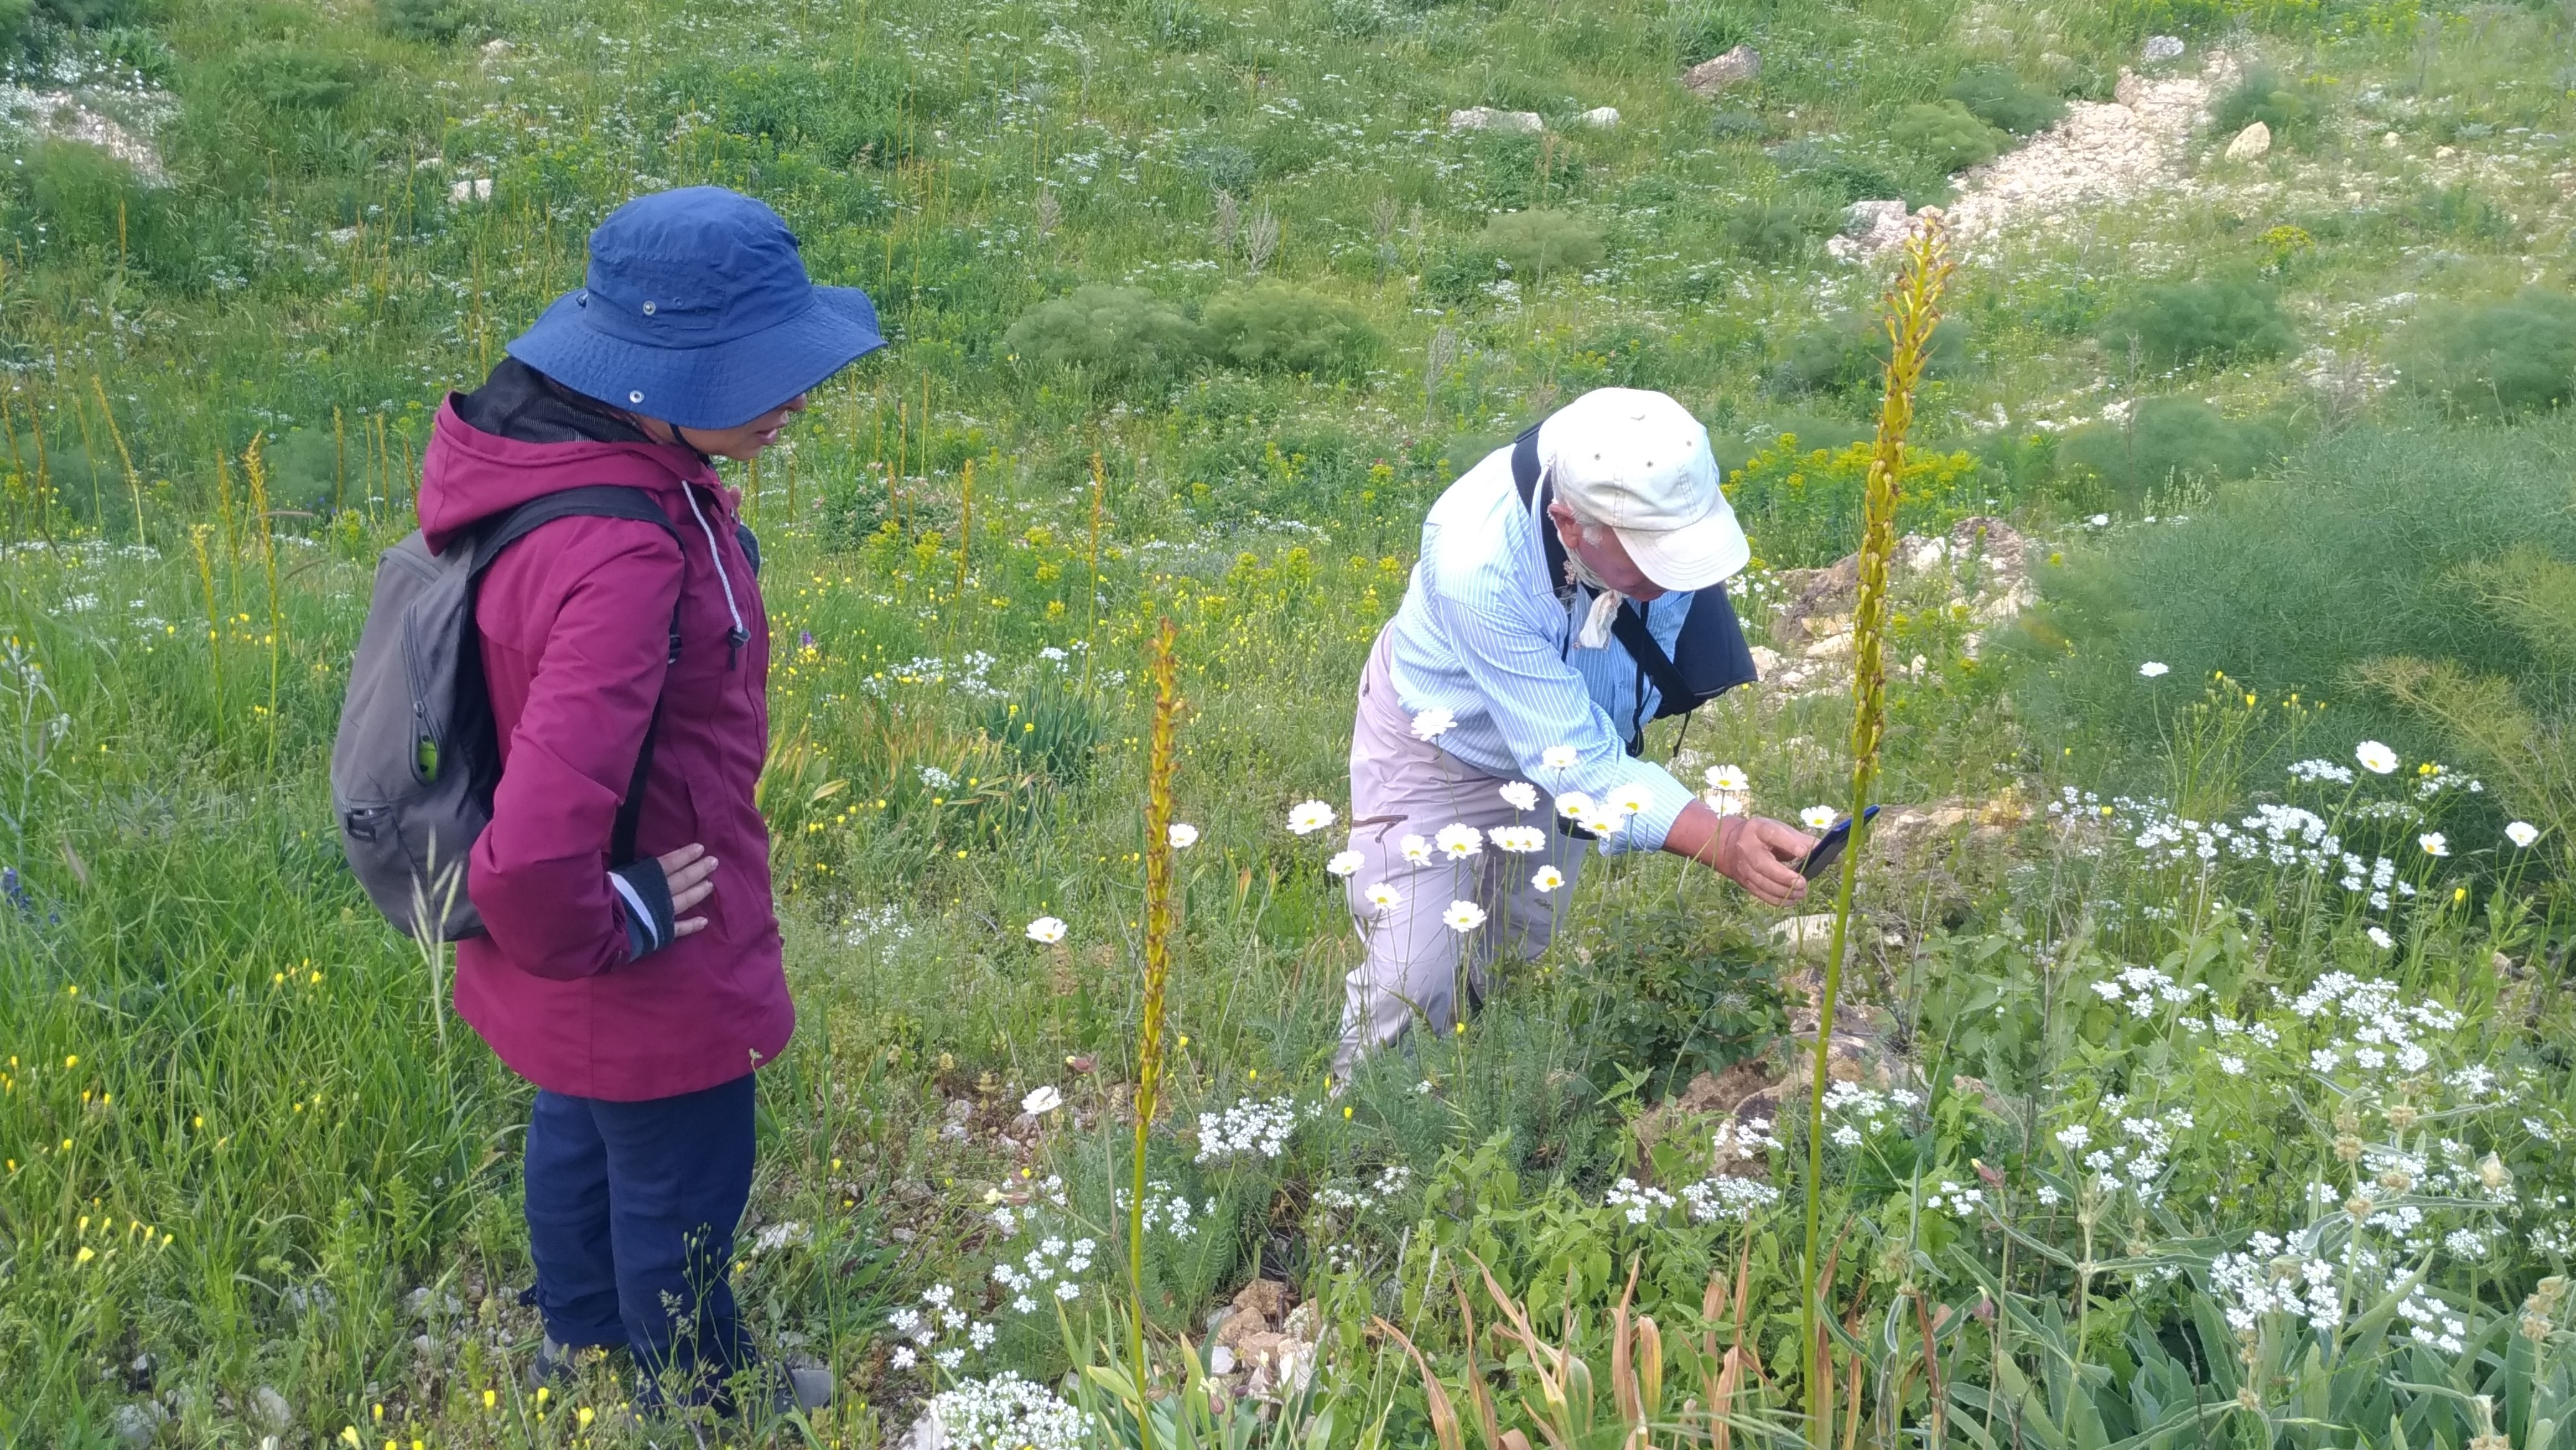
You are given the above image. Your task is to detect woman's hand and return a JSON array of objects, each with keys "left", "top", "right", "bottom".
[{"left": 657, "top": 842, "right": 719, "bottom": 938}]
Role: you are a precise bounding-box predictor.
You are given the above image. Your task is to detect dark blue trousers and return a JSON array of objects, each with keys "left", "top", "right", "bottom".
[{"left": 524, "top": 1073, "right": 756, "bottom": 1402}]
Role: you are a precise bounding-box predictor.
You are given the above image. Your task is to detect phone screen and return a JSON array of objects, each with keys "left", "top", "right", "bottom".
[{"left": 1797, "top": 805, "right": 1881, "bottom": 881}]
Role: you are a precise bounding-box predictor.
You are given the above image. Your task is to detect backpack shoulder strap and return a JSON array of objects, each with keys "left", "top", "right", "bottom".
[
  {"left": 1509, "top": 423, "right": 1570, "bottom": 593},
  {"left": 471, "top": 485, "right": 685, "bottom": 869},
  {"left": 472, "top": 485, "right": 678, "bottom": 574}
]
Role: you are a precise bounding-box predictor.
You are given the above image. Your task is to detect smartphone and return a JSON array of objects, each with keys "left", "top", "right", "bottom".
[{"left": 1798, "top": 805, "right": 1882, "bottom": 881}]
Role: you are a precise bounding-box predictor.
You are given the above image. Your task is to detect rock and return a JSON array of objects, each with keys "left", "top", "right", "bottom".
[
  {"left": 449, "top": 177, "right": 494, "bottom": 204},
  {"left": 2435, "top": 144, "right": 2456, "bottom": 160},
  {"left": 111, "top": 1401, "right": 165, "bottom": 1447},
  {"left": 1217, "top": 1307, "right": 1270, "bottom": 1349},
  {"left": 1748, "top": 644, "right": 1782, "bottom": 677},
  {"left": 1826, "top": 199, "right": 1928, "bottom": 264},
  {"left": 1230, "top": 1278, "right": 1290, "bottom": 1323},
  {"left": 2225, "top": 121, "right": 2271, "bottom": 159},
  {"left": 2382, "top": 131, "right": 2402, "bottom": 148},
  {"left": 1578, "top": 106, "right": 1621, "bottom": 129},
  {"left": 905, "top": 1409, "right": 948, "bottom": 1450},
  {"left": 2112, "top": 69, "right": 2144, "bottom": 106},
  {"left": 406, "top": 1287, "right": 463, "bottom": 1319},
  {"left": 1447, "top": 107, "right": 1543, "bottom": 134},
  {"left": 2141, "top": 34, "right": 2185, "bottom": 63},
  {"left": 250, "top": 1386, "right": 292, "bottom": 1431},
  {"left": 1769, "top": 914, "right": 1838, "bottom": 955},
  {"left": 1682, "top": 46, "right": 1761, "bottom": 96},
  {"left": 1803, "top": 630, "right": 1852, "bottom": 662},
  {"left": 944, "top": 1098, "right": 974, "bottom": 1123}
]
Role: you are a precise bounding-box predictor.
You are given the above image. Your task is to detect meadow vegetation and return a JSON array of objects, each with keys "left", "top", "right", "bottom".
[{"left": 7, "top": 0, "right": 2576, "bottom": 1446}]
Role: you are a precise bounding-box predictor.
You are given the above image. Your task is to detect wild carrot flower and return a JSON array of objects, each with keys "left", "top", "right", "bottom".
[
  {"left": 2356, "top": 740, "right": 2400, "bottom": 775},
  {"left": 1442, "top": 901, "right": 1487, "bottom": 933},
  {"left": 1025, "top": 916, "right": 1067, "bottom": 945},
  {"left": 1286, "top": 800, "right": 1336, "bottom": 835},
  {"left": 1326, "top": 850, "right": 1364, "bottom": 877},
  {"left": 2368, "top": 925, "right": 2396, "bottom": 950}
]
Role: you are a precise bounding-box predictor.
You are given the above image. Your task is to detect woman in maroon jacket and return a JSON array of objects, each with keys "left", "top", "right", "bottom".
[{"left": 416, "top": 186, "right": 881, "bottom": 1413}]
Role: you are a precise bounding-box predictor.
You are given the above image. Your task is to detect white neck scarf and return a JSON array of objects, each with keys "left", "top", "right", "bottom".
[{"left": 1554, "top": 515, "right": 1625, "bottom": 650}]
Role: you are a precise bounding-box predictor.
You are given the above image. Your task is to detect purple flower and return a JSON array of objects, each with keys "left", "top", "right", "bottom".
[{"left": 798, "top": 630, "right": 814, "bottom": 649}]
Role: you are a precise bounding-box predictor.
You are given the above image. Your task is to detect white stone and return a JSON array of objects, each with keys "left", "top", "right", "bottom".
[
  {"left": 1447, "top": 107, "right": 1543, "bottom": 134},
  {"left": 1770, "top": 915, "right": 1840, "bottom": 954},
  {"left": 449, "top": 177, "right": 494, "bottom": 203},
  {"left": 1578, "top": 106, "right": 1621, "bottom": 129},
  {"left": 1682, "top": 46, "right": 1761, "bottom": 96},
  {"left": 2225, "top": 121, "right": 2271, "bottom": 159}
]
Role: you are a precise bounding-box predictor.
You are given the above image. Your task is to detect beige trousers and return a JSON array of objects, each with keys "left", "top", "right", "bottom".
[{"left": 1334, "top": 629, "right": 1590, "bottom": 1078}]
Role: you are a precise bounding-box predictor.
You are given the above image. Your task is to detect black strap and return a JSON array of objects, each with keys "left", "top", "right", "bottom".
[{"left": 472, "top": 486, "right": 685, "bottom": 868}]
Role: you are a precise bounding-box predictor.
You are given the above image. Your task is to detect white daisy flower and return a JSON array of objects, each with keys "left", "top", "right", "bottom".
[
  {"left": 2419, "top": 832, "right": 2449, "bottom": 858},
  {"left": 2355, "top": 740, "right": 2400, "bottom": 775},
  {"left": 1399, "top": 833, "right": 1433, "bottom": 864},
  {"left": 1167, "top": 823, "right": 1200, "bottom": 850},
  {"left": 1025, "top": 916, "right": 1068, "bottom": 945},
  {"left": 1441, "top": 900, "right": 1487, "bottom": 933},
  {"left": 1531, "top": 865, "right": 1565, "bottom": 893},
  {"left": 1610, "top": 783, "right": 1654, "bottom": 815},
  {"left": 1800, "top": 805, "right": 1839, "bottom": 831},
  {"left": 1286, "top": 800, "right": 1336, "bottom": 835},
  {"left": 1326, "top": 849, "right": 1364, "bottom": 877},
  {"left": 1434, "top": 823, "right": 1483, "bottom": 859},
  {"left": 1411, "top": 707, "right": 1456, "bottom": 742},
  {"left": 2507, "top": 821, "right": 2540, "bottom": 848},
  {"left": 1555, "top": 790, "right": 1595, "bottom": 820},
  {"left": 2138, "top": 661, "right": 2170, "bottom": 678},
  {"left": 1498, "top": 781, "right": 1539, "bottom": 811},
  {"left": 1364, "top": 882, "right": 1401, "bottom": 912},
  {"left": 1541, "top": 744, "right": 1580, "bottom": 770},
  {"left": 1704, "top": 764, "right": 1750, "bottom": 793}
]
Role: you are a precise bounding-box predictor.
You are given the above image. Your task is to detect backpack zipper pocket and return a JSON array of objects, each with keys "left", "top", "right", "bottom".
[{"left": 401, "top": 606, "right": 441, "bottom": 784}]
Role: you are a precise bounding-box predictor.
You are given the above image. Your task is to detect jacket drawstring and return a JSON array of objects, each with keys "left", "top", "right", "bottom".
[{"left": 682, "top": 483, "right": 750, "bottom": 670}]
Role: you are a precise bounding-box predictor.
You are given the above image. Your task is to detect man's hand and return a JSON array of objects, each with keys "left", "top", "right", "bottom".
[{"left": 1663, "top": 801, "right": 1815, "bottom": 907}]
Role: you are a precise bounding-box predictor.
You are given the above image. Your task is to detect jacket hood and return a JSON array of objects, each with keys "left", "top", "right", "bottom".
[{"left": 418, "top": 392, "right": 720, "bottom": 556}]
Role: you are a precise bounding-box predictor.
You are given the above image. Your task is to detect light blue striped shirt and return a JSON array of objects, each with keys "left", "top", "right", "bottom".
[{"left": 1383, "top": 445, "right": 1700, "bottom": 855}]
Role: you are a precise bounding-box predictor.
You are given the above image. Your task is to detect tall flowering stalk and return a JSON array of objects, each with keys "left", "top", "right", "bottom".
[
  {"left": 1128, "top": 615, "right": 1181, "bottom": 1379},
  {"left": 243, "top": 435, "right": 283, "bottom": 769},
  {"left": 1800, "top": 213, "right": 1953, "bottom": 1446}
]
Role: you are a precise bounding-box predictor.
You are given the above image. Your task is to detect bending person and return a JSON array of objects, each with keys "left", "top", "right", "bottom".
[{"left": 1335, "top": 387, "right": 1815, "bottom": 1079}]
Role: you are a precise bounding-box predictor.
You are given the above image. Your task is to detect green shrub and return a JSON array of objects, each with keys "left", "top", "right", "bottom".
[
  {"left": 1947, "top": 65, "right": 2065, "bottom": 135},
  {"left": 1724, "top": 434, "right": 1984, "bottom": 568},
  {"left": 0, "top": 0, "right": 28, "bottom": 54},
  {"left": 2060, "top": 398, "right": 2286, "bottom": 506},
  {"left": 381, "top": 0, "right": 491, "bottom": 43},
  {"left": 2015, "top": 417, "right": 2576, "bottom": 794},
  {"left": 1181, "top": 142, "right": 1255, "bottom": 196},
  {"left": 2097, "top": 277, "right": 2295, "bottom": 370},
  {"left": 1767, "top": 139, "right": 1911, "bottom": 205},
  {"left": 228, "top": 43, "right": 368, "bottom": 112},
  {"left": 1134, "top": 0, "right": 1217, "bottom": 49},
  {"left": 1770, "top": 313, "right": 1973, "bottom": 397},
  {"left": 1889, "top": 99, "right": 2008, "bottom": 174},
  {"left": 2396, "top": 289, "right": 2576, "bottom": 420},
  {"left": 1720, "top": 196, "right": 1836, "bottom": 262},
  {"left": 1003, "top": 284, "right": 1207, "bottom": 386},
  {"left": 1668, "top": 1, "right": 1749, "bottom": 66},
  {"left": 1477, "top": 209, "right": 1605, "bottom": 281},
  {"left": 1200, "top": 284, "right": 1377, "bottom": 380},
  {"left": 1708, "top": 108, "right": 1771, "bottom": 142},
  {"left": 2211, "top": 63, "right": 2316, "bottom": 142},
  {"left": 664, "top": 57, "right": 916, "bottom": 168}
]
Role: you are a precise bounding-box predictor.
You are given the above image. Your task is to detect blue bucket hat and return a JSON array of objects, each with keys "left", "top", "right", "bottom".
[{"left": 507, "top": 187, "right": 885, "bottom": 431}]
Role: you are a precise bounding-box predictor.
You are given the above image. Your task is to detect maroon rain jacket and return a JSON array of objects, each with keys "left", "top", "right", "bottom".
[{"left": 418, "top": 360, "right": 792, "bottom": 1101}]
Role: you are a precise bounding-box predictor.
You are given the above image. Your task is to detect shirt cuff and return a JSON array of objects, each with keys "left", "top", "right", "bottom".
[{"left": 1597, "top": 767, "right": 1696, "bottom": 856}]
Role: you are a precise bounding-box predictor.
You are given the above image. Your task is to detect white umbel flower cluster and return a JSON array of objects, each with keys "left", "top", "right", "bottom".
[
  {"left": 929, "top": 1374, "right": 1087, "bottom": 1450},
  {"left": 1196, "top": 1096, "right": 1317, "bottom": 1164}
]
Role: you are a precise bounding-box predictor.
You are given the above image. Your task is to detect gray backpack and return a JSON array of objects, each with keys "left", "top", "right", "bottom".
[{"left": 331, "top": 486, "right": 682, "bottom": 942}]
